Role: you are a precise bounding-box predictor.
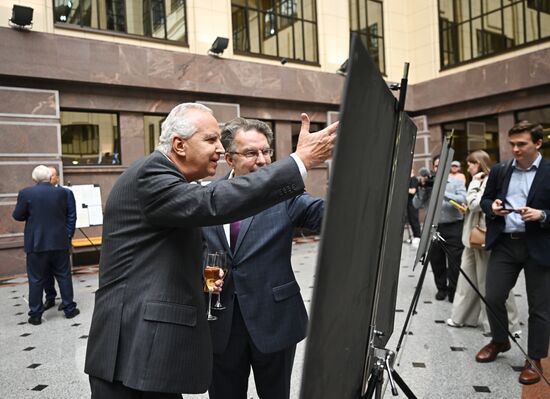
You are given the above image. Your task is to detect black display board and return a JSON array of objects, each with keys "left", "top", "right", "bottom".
[
  {"left": 300, "top": 35, "right": 417, "bottom": 398},
  {"left": 412, "top": 142, "right": 455, "bottom": 270}
]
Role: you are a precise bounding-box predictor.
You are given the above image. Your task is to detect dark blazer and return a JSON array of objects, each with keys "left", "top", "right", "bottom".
[
  {"left": 84, "top": 151, "right": 305, "bottom": 394},
  {"left": 203, "top": 188, "right": 324, "bottom": 355},
  {"left": 63, "top": 187, "right": 77, "bottom": 238},
  {"left": 12, "top": 182, "right": 71, "bottom": 253},
  {"left": 481, "top": 157, "right": 550, "bottom": 266}
]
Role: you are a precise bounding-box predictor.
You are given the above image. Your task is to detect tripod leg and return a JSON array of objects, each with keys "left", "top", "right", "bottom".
[
  {"left": 395, "top": 244, "right": 432, "bottom": 354},
  {"left": 391, "top": 370, "right": 417, "bottom": 399},
  {"left": 363, "top": 367, "right": 382, "bottom": 399}
]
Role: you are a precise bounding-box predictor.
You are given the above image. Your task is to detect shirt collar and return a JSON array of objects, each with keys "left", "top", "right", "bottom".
[{"left": 512, "top": 153, "right": 542, "bottom": 171}]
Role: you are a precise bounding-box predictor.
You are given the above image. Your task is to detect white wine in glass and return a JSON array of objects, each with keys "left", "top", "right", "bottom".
[{"left": 204, "top": 254, "right": 220, "bottom": 321}]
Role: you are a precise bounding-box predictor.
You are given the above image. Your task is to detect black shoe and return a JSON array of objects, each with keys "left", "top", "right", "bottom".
[
  {"left": 435, "top": 290, "right": 447, "bottom": 301},
  {"left": 28, "top": 316, "right": 42, "bottom": 325},
  {"left": 448, "top": 292, "right": 455, "bottom": 303},
  {"left": 65, "top": 308, "right": 80, "bottom": 319},
  {"left": 44, "top": 299, "right": 55, "bottom": 310},
  {"left": 58, "top": 303, "right": 66, "bottom": 311}
]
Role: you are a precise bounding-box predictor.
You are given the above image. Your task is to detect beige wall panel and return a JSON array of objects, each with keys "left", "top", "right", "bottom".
[
  {"left": 498, "top": 112, "right": 515, "bottom": 161},
  {"left": 317, "top": 0, "right": 349, "bottom": 73},
  {"left": 190, "top": 0, "right": 232, "bottom": 56},
  {"left": 0, "top": 122, "right": 59, "bottom": 156},
  {"left": 274, "top": 121, "right": 293, "bottom": 160},
  {"left": 0, "top": 203, "right": 23, "bottom": 236},
  {"left": 0, "top": 161, "right": 62, "bottom": 197},
  {"left": 0, "top": 87, "right": 58, "bottom": 118},
  {"left": 305, "top": 165, "right": 328, "bottom": 199},
  {"left": 119, "top": 112, "right": 146, "bottom": 167},
  {"left": 197, "top": 101, "right": 240, "bottom": 124}
]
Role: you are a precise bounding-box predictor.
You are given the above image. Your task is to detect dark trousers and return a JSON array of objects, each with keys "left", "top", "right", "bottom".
[
  {"left": 407, "top": 199, "right": 421, "bottom": 238},
  {"left": 485, "top": 237, "right": 550, "bottom": 359},
  {"left": 90, "top": 376, "right": 181, "bottom": 399},
  {"left": 44, "top": 271, "right": 58, "bottom": 301},
  {"left": 208, "top": 301, "right": 296, "bottom": 399},
  {"left": 26, "top": 250, "right": 76, "bottom": 318},
  {"left": 430, "top": 221, "right": 465, "bottom": 297}
]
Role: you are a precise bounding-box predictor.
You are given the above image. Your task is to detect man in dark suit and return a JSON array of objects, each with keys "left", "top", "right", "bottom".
[
  {"left": 202, "top": 118, "right": 324, "bottom": 399},
  {"left": 475, "top": 121, "right": 550, "bottom": 385},
  {"left": 12, "top": 165, "right": 80, "bottom": 325},
  {"left": 84, "top": 103, "right": 337, "bottom": 398},
  {"left": 43, "top": 166, "right": 77, "bottom": 311}
]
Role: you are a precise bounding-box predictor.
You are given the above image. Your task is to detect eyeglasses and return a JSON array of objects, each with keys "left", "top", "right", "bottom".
[{"left": 230, "top": 148, "right": 274, "bottom": 159}]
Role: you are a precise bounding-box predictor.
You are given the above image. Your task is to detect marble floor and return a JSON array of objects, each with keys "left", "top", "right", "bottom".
[{"left": 0, "top": 241, "right": 548, "bottom": 398}]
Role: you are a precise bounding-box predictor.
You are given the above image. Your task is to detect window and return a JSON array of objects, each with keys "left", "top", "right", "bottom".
[
  {"left": 442, "top": 116, "right": 501, "bottom": 167},
  {"left": 53, "top": 0, "right": 187, "bottom": 43},
  {"left": 349, "top": 0, "right": 385, "bottom": 74},
  {"left": 61, "top": 111, "right": 121, "bottom": 166},
  {"left": 516, "top": 106, "right": 550, "bottom": 159},
  {"left": 231, "top": 0, "right": 319, "bottom": 64},
  {"left": 438, "top": 0, "right": 550, "bottom": 68},
  {"left": 144, "top": 114, "right": 166, "bottom": 154}
]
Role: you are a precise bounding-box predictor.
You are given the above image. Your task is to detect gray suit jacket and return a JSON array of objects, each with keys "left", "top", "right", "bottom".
[
  {"left": 203, "top": 188, "right": 324, "bottom": 354},
  {"left": 84, "top": 151, "right": 304, "bottom": 394}
]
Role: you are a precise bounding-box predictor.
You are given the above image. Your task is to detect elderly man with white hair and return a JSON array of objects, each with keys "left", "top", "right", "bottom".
[
  {"left": 13, "top": 165, "right": 80, "bottom": 325},
  {"left": 84, "top": 103, "right": 338, "bottom": 398}
]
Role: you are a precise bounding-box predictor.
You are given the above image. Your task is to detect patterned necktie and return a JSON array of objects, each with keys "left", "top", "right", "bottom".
[{"left": 230, "top": 220, "right": 241, "bottom": 252}]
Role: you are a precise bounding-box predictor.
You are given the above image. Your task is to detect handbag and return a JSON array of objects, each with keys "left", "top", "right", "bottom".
[{"left": 469, "top": 225, "right": 486, "bottom": 249}]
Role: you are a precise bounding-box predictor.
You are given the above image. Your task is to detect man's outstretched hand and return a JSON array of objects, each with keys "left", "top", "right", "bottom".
[{"left": 295, "top": 113, "right": 338, "bottom": 170}]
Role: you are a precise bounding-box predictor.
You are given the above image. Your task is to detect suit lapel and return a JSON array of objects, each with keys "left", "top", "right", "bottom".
[
  {"left": 216, "top": 225, "right": 231, "bottom": 254},
  {"left": 527, "top": 159, "right": 549, "bottom": 205},
  {"left": 233, "top": 216, "right": 254, "bottom": 257},
  {"left": 501, "top": 162, "right": 514, "bottom": 198}
]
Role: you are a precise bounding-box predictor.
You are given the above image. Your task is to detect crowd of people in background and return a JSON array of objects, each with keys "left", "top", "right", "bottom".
[{"left": 408, "top": 120, "right": 549, "bottom": 386}]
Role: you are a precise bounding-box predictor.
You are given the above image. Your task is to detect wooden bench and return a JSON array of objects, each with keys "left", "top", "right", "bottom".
[
  {"left": 71, "top": 237, "right": 102, "bottom": 266},
  {"left": 71, "top": 237, "right": 102, "bottom": 248}
]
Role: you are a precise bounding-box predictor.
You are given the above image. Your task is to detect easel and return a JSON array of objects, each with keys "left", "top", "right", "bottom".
[{"left": 361, "top": 63, "right": 418, "bottom": 399}]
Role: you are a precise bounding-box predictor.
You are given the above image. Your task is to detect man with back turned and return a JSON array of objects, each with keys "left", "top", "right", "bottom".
[
  {"left": 84, "top": 103, "right": 337, "bottom": 398},
  {"left": 12, "top": 165, "right": 79, "bottom": 325}
]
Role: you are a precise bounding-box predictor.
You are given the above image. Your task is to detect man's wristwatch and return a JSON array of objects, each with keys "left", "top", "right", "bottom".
[{"left": 540, "top": 210, "right": 547, "bottom": 223}]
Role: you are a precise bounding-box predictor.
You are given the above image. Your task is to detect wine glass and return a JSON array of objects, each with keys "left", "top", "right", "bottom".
[
  {"left": 204, "top": 253, "right": 220, "bottom": 321},
  {"left": 212, "top": 251, "right": 229, "bottom": 310}
]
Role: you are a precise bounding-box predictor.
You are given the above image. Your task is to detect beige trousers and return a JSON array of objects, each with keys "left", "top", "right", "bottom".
[{"left": 450, "top": 247, "right": 520, "bottom": 332}]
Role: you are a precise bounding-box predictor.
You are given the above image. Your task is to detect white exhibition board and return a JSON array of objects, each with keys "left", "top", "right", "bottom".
[{"left": 65, "top": 184, "right": 103, "bottom": 228}]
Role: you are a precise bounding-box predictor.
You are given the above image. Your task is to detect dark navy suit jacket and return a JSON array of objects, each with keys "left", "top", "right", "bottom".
[
  {"left": 62, "top": 186, "right": 77, "bottom": 239},
  {"left": 481, "top": 157, "right": 550, "bottom": 266},
  {"left": 203, "top": 186, "right": 324, "bottom": 355},
  {"left": 12, "top": 182, "right": 72, "bottom": 253}
]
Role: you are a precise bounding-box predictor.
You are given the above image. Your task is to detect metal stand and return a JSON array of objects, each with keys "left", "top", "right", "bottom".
[
  {"left": 77, "top": 228, "right": 101, "bottom": 252},
  {"left": 395, "top": 229, "right": 438, "bottom": 357},
  {"left": 363, "top": 348, "right": 417, "bottom": 399}
]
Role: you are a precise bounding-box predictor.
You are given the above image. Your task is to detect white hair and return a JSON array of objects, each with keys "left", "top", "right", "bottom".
[
  {"left": 157, "top": 103, "right": 213, "bottom": 155},
  {"left": 31, "top": 165, "right": 52, "bottom": 183}
]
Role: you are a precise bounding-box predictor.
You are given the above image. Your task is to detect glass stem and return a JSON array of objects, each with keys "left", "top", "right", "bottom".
[{"left": 207, "top": 292, "right": 213, "bottom": 318}]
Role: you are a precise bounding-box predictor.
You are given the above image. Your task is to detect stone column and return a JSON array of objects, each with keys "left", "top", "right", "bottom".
[
  {"left": 274, "top": 121, "right": 292, "bottom": 161},
  {"left": 498, "top": 112, "right": 515, "bottom": 161},
  {"left": 119, "top": 112, "right": 145, "bottom": 167}
]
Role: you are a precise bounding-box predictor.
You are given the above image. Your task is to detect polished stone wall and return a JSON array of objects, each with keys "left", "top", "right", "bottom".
[{"left": 0, "top": 86, "right": 62, "bottom": 277}]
